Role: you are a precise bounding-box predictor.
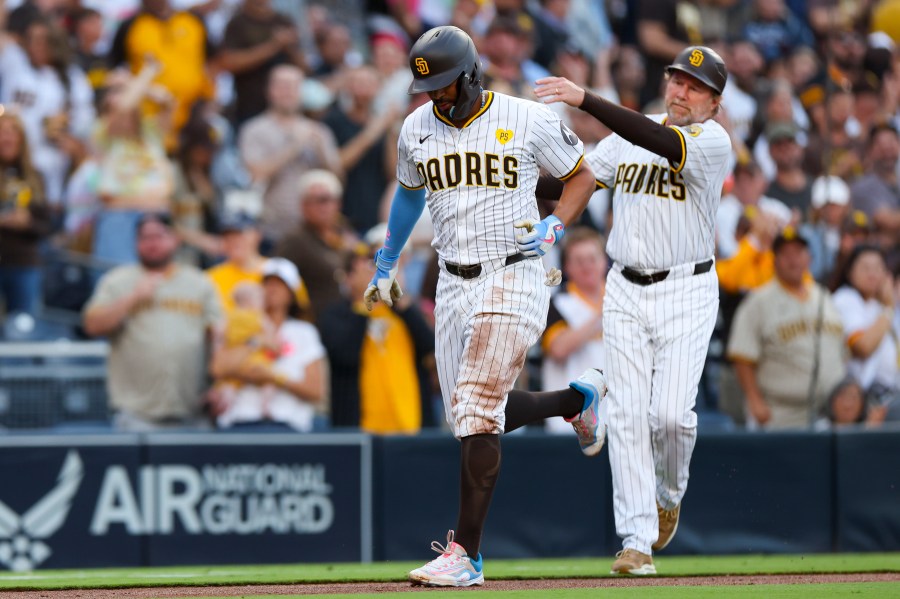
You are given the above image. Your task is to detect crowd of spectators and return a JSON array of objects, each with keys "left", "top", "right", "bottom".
[{"left": 0, "top": 0, "right": 898, "bottom": 434}]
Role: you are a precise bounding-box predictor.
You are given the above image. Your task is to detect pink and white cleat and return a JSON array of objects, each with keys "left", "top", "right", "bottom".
[{"left": 408, "top": 530, "right": 484, "bottom": 587}]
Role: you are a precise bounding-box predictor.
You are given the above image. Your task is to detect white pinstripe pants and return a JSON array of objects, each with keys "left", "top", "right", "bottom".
[
  {"left": 434, "top": 258, "right": 550, "bottom": 438},
  {"left": 603, "top": 263, "right": 719, "bottom": 554}
]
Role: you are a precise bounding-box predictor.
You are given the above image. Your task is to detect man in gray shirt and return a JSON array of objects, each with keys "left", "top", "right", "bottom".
[
  {"left": 850, "top": 124, "right": 900, "bottom": 240},
  {"left": 239, "top": 65, "right": 343, "bottom": 244},
  {"left": 83, "top": 213, "right": 223, "bottom": 431}
]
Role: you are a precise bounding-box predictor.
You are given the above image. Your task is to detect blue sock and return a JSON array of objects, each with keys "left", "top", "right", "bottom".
[
  {"left": 470, "top": 553, "right": 483, "bottom": 572},
  {"left": 569, "top": 381, "right": 592, "bottom": 412}
]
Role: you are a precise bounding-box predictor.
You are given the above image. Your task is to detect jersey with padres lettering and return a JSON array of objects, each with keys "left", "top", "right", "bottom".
[
  {"left": 588, "top": 115, "right": 731, "bottom": 270},
  {"left": 397, "top": 91, "right": 585, "bottom": 265}
]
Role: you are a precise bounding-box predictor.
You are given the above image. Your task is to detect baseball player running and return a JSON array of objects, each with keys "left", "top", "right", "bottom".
[
  {"left": 532, "top": 46, "right": 731, "bottom": 575},
  {"left": 364, "top": 26, "right": 601, "bottom": 587}
]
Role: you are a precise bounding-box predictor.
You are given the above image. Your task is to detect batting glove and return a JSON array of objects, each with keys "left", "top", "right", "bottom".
[
  {"left": 514, "top": 215, "right": 566, "bottom": 257},
  {"left": 363, "top": 248, "right": 403, "bottom": 311}
]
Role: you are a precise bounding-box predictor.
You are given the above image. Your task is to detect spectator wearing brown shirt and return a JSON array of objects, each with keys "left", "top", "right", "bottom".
[
  {"left": 322, "top": 65, "right": 399, "bottom": 236},
  {"left": 276, "top": 169, "right": 358, "bottom": 319},
  {"left": 219, "top": 0, "right": 307, "bottom": 129},
  {"left": 635, "top": 0, "right": 699, "bottom": 108}
]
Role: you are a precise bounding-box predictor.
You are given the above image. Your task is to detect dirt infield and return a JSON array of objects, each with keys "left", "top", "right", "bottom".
[{"left": 0, "top": 573, "right": 897, "bottom": 598}]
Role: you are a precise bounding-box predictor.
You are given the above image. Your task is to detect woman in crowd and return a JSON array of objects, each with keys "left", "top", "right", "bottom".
[
  {"left": 816, "top": 377, "right": 887, "bottom": 429},
  {"left": 209, "top": 258, "right": 327, "bottom": 432},
  {"left": 91, "top": 60, "right": 174, "bottom": 265},
  {"left": 171, "top": 105, "right": 223, "bottom": 266},
  {"left": 831, "top": 245, "right": 899, "bottom": 414},
  {"left": 0, "top": 17, "right": 93, "bottom": 208},
  {"left": 0, "top": 113, "right": 51, "bottom": 315}
]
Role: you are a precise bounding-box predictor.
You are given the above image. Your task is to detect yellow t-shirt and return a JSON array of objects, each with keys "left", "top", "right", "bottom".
[
  {"left": 118, "top": 11, "right": 213, "bottom": 141},
  {"left": 871, "top": 1, "right": 900, "bottom": 46},
  {"left": 716, "top": 237, "right": 774, "bottom": 294},
  {"left": 221, "top": 307, "right": 274, "bottom": 388},
  {"left": 716, "top": 238, "right": 816, "bottom": 295},
  {"left": 206, "top": 261, "right": 309, "bottom": 314},
  {"left": 358, "top": 303, "right": 421, "bottom": 435},
  {"left": 225, "top": 308, "right": 264, "bottom": 346},
  {"left": 207, "top": 262, "right": 262, "bottom": 314}
]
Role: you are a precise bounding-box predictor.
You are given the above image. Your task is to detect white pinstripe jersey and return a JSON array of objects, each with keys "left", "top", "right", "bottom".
[
  {"left": 588, "top": 114, "right": 731, "bottom": 271},
  {"left": 397, "top": 91, "right": 585, "bottom": 265}
]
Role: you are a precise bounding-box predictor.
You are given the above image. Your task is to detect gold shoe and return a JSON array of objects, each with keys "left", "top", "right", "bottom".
[
  {"left": 610, "top": 548, "right": 656, "bottom": 575},
  {"left": 652, "top": 503, "right": 681, "bottom": 552}
]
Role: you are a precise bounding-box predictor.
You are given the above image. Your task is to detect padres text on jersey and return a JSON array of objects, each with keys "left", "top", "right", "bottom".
[
  {"left": 397, "top": 91, "right": 585, "bottom": 266},
  {"left": 588, "top": 115, "right": 731, "bottom": 271}
]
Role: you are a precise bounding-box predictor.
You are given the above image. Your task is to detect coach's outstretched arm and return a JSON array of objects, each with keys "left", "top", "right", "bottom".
[
  {"left": 363, "top": 184, "right": 426, "bottom": 310},
  {"left": 535, "top": 77, "right": 684, "bottom": 165}
]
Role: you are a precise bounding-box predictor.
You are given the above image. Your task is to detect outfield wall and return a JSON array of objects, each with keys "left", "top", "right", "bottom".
[{"left": 0, "top": 429, "right": 896, "bottom": 570}]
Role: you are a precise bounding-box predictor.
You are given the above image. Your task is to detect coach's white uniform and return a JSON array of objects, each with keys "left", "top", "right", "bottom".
[
  {"left": 397, "top": 91, "right": 585, "bottom": 438},
  {"left": 587, "top": 115, "right": 731, "bottom": 554}
]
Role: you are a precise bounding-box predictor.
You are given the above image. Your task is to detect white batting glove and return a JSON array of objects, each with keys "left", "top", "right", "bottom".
[
  {"left": 514, "top": 215, "right": 565, "bottom": 257},
  {"left": 363, "top": 248, "right": 403, "bottom": 311},
  {"left": 544, "top": 267, "right": 562, "bottom": 286}
]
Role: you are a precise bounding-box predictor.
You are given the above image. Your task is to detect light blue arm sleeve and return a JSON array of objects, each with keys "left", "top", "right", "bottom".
[{"left": 379, "top": 185, "right": 427, "bottom": 264}]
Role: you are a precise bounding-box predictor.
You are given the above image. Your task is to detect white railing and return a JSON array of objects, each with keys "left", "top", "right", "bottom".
[{"left": 0, "top": 341, "right": 109, "bottom": 358}]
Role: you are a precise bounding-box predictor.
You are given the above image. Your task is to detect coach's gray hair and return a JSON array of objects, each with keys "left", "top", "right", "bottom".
[{"left": 298, "top": 169, "right": 344, "bottom": 201}]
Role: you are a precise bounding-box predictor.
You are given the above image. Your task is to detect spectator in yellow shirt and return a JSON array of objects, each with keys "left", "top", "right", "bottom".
[
  {"left": 107, "top": 0, "right": 215, "bottom": 150},
  {"left": 206, "top": 211, "right": 309, "bottom": 313},
  {"left": 319, "top": 243, "right": 436, "bottom": 434},
  {"left": 716, "top": 205, "right": 782, "bottom": 294}
]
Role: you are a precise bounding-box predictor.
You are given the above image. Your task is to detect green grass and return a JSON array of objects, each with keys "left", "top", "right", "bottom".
[
  {"left": 0, "top": 554, "right": 896, "bottom": 591},
  {"left": 190, "top": 584, "right": 900, "bottom": 599}
]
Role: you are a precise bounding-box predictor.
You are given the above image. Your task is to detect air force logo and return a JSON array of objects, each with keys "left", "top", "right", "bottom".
[{"left": 0, "top": 452, "right": 83, "bottom": 571}]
